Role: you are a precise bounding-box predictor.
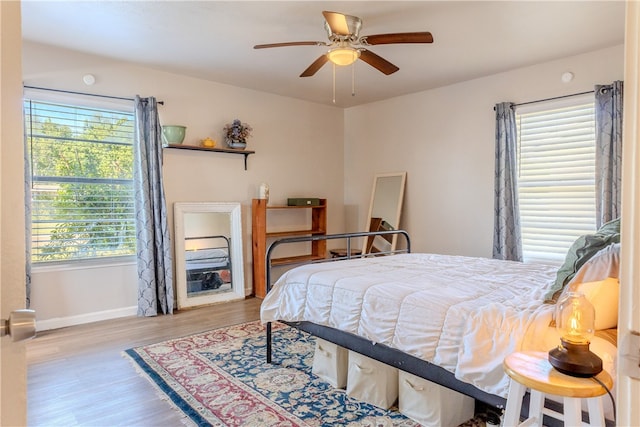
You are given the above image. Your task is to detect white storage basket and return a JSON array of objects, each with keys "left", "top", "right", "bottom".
[
  {"left": 346, "top": 351, "right": 399, "bottom": 409},
  {"left": 311, "top": 338, "right": 349, "bottom": 388},
  {"left": 398, "top": 371, "right": 475, "bottom": 427}
]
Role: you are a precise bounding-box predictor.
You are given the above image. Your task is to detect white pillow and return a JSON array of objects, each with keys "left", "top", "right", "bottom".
[{"left": 562, "top": 277, "right": 619, "bottom": 330}]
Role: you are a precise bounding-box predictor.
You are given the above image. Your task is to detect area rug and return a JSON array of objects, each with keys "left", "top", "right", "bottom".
[{"left": 124, "top": 320, "right": 423, "bottom": 426}]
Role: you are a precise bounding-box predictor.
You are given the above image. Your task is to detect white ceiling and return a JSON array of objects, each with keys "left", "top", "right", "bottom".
[{"left": 20, "top": 1, "right": 626, "bottom": 108}]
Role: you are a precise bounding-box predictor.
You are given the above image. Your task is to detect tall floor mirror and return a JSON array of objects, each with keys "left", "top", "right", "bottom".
[
  {"left": 174, "top": 202, "right": 245, "bottom": 309},
  {"left": 362, "top": 172, "right": 407, "bottom": 255}
]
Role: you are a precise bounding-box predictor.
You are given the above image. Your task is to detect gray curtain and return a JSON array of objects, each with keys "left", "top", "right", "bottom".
[
  {"left": 133, "top": 96, "right": 173, "bottom": 316},
  {"left": 493, "top": 102, "right": 523, "bottom": 261},
  {"left": 594, "top": 81, "right": 623, "bottom": 228}
]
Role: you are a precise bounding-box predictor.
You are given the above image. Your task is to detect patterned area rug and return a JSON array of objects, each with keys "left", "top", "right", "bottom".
[{"left": 124, "top": 321, "right": 428, "bottom": 426}]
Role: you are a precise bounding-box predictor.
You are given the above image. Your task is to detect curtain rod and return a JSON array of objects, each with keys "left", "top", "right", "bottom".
[
  {"left": 513, "top": 90, "right": 594, "bottom": 108},
  {"left": 23, "top": 85, "right": 164, "bottom": 105}
]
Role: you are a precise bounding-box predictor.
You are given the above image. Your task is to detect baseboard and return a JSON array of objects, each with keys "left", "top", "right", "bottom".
[{"left": 36, "top": 306, "right": 138, "bottom": 331}]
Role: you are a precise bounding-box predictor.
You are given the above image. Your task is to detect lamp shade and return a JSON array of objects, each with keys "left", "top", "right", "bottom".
[
  {"left": 555, "top": 291, "right": 595, "bottom": 344},
  {"left": 327, "top": 47, "right": 360, "bottom": 66}
]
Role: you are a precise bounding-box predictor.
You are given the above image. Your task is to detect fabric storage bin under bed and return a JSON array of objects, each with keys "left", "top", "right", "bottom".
[
  {"left": 398, "top": 371, "right": 475, "bottom": 426},
  {"left": 346, "top": 350, "right": 398, "bottom": 409},
  {"left": 311, "top": 338, "right": 348, "bottom": 388}
]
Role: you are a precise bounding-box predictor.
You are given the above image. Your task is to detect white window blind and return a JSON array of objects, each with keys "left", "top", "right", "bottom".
[
  {"left": 24, "top": 99, "right": 136, "bottom": 263},
  {"left": 516, "top": 97, "right": 596, "bottom": 264}
]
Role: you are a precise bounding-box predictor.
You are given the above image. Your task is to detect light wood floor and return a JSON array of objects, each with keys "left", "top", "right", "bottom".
[{"left": 26, "top": 297, "right": 262, "bottom": 427}]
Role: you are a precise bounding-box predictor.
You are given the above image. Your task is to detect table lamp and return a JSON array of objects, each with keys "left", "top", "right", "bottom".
[{"left": 548, "top": 291, "right": 603, "bottom": 377}]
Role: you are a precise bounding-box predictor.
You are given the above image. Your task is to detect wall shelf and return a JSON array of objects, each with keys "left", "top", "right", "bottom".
[{"left": 165, "top": 144, "right": 255, "bottom": 170}]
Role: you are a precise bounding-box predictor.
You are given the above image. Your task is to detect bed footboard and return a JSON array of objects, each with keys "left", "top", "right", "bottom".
[
  {"left": 264, "top": 229, "right": 410, "bottom": 364},
  {"left": 265, "top": 229, "right": 410, "bottom": 294}
]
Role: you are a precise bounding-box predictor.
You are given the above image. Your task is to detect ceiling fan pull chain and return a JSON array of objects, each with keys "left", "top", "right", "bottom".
[
  {"left": 352, "top": 63, "right": 356, "bottom": 97},
  {"left": 332, "top": 63, "right": 336, "bottom": 104}
]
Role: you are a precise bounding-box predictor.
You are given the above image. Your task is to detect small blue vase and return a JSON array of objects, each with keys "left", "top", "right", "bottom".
[{"left": 226, "top": 138, "right": 247, "bottom": 150}]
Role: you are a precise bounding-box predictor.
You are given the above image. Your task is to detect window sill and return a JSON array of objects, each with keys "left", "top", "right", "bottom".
[{"left": 32, "top": 255, "right": 136, "bottom": 273}]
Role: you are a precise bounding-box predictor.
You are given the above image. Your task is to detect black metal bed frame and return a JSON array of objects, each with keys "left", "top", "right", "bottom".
[
  {"left": 262, "top": 231, "right": 612, "bottom": 426},
  {"left": 264, "top": 230, "right": 410, "bottom": 357}
]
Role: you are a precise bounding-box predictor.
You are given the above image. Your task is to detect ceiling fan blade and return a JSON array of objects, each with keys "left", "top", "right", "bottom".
[
  {"left": 300, "top": 55, "right": 329, "bottom": 77},
  {"left": 363, "top": 32, "right": 434, "bottom": 45},
  {"left": 322, "top": 11, "right": 351, "bottom": 36},
  {"left": 254, "top": 41, "right": 326, "bottom": 49},
  {"left": 359, "top": 49, "right": 399, "bottom": 75}
]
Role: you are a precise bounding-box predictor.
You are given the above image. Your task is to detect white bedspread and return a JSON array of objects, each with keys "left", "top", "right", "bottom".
[{"left": 260, "top": 253, "right": 617, "bottom": 400}]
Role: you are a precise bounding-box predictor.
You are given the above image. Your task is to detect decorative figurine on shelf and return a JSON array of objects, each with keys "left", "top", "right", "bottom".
[
  {"left": 223, "top": 119, "right": 252, "bottom": 150},
  {"left": 201, "top": 137, "right": 216, "bottom": 148}
]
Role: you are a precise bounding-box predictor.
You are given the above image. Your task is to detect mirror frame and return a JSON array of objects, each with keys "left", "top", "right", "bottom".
[
  {"left": 362, "top": 172, "right": 407, "bottom": 255},
  {"left": 174, "top": 202, "right": 245, "bottom": 309}
]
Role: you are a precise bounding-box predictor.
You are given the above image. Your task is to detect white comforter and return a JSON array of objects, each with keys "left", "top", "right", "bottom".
[{"left": 260, "top": 253, "right": 617, "bottom": 399}]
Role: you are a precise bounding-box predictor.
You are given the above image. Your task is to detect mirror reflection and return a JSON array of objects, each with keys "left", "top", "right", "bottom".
[
  {"left": 362, "top": 172, "right": 407, "bottom": 255},
  {"left": 184, "top": 214, "right": 232, "bottom": 295},
  {"left": 174, "top": 202, "right": 245, "bottom": 309}
]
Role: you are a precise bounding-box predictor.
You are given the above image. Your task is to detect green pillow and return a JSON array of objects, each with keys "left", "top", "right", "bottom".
[
  {"left": 544, "top": 219, "right": 621, "bottom": 303},
  {"left": 597, "top": 217, "right": 621, "bottom": 235}
]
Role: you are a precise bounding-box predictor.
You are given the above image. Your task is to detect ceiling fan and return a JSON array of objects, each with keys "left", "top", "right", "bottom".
[{"left": 254, "top": 11, "right": 433, "bottom": 77}]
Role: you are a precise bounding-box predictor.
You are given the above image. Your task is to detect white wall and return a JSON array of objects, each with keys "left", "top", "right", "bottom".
[
  {"left": 23, "top": 41, "right": 624, "bottom": 329},
  {"left": 23, "top": 41, "right": 345, "bottom": 328},
  {"left": 345, "top": 45, "right": 625, "bottom": 257}
]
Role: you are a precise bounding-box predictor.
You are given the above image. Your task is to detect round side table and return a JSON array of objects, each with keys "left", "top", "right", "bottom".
[{"left": 503, "top": 351, "right": 613, "bottom": 427}]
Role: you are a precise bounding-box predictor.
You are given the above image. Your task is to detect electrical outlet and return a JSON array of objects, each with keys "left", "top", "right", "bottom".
[{"left": 619, "top": 330, "right": 640, "bottom": 380}]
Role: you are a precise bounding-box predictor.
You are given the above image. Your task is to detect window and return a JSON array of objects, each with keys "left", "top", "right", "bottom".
[
  {"left": 24, "top": 99, "right": 136, "bottom": 263},
  {"left": 516, "top": 96, "right": 596, "bottom": 264}
]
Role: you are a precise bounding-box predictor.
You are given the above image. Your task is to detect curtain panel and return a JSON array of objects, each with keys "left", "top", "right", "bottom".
[
  {"left": 595, "top": 81, "right": 623, "bottom": 228},
  {"left": 493, "top": 102, "right": 523, "bottom": 261},
  {"left": 133, "top": 96, "right": 174, "bottom": 316}
]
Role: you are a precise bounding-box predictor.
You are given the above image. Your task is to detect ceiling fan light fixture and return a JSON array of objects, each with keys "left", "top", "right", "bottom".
[{"left": 327, "top": 47, "right": 360, "bottom": 66}]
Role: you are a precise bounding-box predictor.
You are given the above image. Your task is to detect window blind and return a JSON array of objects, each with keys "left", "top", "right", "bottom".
[
  {"left": 516, "top": 100, "right": 596, "bottom": 264},
  {"left": 24, "top": 99, "right": 136, "bottom": 262}
]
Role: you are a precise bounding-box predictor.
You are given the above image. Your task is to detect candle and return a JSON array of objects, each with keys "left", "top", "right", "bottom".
[{"left": 259, "top": 183, "right": 269, "bottom": 202}]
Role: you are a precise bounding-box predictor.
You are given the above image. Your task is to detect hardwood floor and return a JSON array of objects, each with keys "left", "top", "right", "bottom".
[{"left": 26, "top": 297, "right": 262, "bottom": 426}]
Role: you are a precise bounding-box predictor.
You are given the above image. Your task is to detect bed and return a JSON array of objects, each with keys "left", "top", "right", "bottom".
[
  {"left": 260, "top": 228, "right": 620, "bottom": 425},
  {"left": 184, "top": 235, "right": 232, "bottom": 293}
]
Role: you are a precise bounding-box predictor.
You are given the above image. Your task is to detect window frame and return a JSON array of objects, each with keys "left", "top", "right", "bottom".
[
  {"left": 23, "top": 90, "right": 137, "bottom": 265},
  {"left": 515, "top": 93, "right": 597, "bottom": 264}
]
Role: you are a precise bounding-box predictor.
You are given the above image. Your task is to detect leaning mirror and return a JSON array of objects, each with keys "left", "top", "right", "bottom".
[
  {"left": 362, "top": 172, "right": 407, "bottom": 255},
  {"left": 174, "top": 202, "right": 245, "bottom": 309}
]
